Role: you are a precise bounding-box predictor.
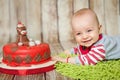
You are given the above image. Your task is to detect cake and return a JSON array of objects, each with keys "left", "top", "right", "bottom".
[{"left": 2, "top": 22, "right": 51, "bottom": 67}]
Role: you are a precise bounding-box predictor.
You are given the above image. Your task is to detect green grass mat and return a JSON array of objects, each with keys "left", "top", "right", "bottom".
[{"left": 55, "top": 53, "right": 120, "bottom": 80}]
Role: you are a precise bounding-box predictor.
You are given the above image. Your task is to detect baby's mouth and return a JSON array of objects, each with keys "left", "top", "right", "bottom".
[{"left": 82, "top": 39, "right": 92, "bottom": 43}]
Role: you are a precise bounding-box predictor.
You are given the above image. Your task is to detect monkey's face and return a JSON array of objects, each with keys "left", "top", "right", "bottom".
[{"left": 17, "top": 27, "right": 27, "bottom": 35}]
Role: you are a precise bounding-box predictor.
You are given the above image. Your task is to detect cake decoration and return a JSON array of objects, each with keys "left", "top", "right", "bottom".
[
  {"left": 16, "top": 22, "right": 29, "bottom": 46},
  {"left": 16, "top": 22, "right": 40, "bottom": 46},
  {"left": 2, "top": 22, "right": 51, "bottom": 66}
]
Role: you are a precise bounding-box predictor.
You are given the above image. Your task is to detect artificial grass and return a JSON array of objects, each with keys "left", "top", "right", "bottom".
[{"left": 55, "top": 53, "right": 120, "bottom": 80}]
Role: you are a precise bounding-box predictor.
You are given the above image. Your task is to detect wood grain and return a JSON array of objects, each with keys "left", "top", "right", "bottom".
[
  {"left": 42, "top": 0, "right": 58, "bottom": 43},
  {"left": 26, "top": 0, "right": 42, "bottom": 41},
  {"left": 58, "top": 0, "right": 73, "bottom": 42},
  {"left": 105, "top": 0, "right": 119, "bottom": 35}
]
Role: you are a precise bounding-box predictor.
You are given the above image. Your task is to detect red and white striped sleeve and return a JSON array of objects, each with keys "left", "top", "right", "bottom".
[{"left": 75, "top": 44, "right": 105, "bottom": 65}]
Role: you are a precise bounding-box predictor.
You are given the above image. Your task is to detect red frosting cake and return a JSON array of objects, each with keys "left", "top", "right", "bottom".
[{"left": 2, "top": 22, "right": 51, "bottom": 66}]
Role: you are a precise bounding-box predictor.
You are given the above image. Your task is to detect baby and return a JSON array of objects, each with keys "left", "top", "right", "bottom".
[{"left": 52, "top": 8, "right": 120, "bottom": 65}]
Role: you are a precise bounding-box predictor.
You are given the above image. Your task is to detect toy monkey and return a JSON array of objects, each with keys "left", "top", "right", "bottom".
[{"left": 16, "top": 22, "right": 29, "bottom": 46}]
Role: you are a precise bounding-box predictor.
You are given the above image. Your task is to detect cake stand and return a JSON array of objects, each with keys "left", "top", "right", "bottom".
[{"left": 0, "top": 57, "right": 56, "bottom": 75}]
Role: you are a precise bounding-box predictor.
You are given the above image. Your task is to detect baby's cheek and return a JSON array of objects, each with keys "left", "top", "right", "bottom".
[{"left": 75, "top": 37, "right": 81, "bottom": 43}]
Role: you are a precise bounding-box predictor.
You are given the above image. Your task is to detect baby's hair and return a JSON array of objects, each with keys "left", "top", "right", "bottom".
[{"left": 73, "top": 8, "right": 100, "bottom": 25}]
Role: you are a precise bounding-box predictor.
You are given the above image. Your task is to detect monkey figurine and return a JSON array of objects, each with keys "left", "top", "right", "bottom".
[{"left": 16, "top": 22, "right": 29, "bottom": 46}]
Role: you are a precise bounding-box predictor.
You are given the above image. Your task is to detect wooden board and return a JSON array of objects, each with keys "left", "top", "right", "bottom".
[
  {"left": 0, "top": 0, "right": 10, "bottom": 53},
  {"left": 13, "top": 74, "right": 44, "bottom": 80},
  {"left": 50, "top": 43, "right": 64, "bottom": 55},
  {"left": 42, "top": 0, "right": 58, "bottom": 43},
  {"left": 58, "top": 0, "right": 73, "bottom": 42},
  {"left": 0, "top": 73, "right": 14, "bottom": 80},
  {"left": 9, "top": 0, "right": 26, "bottom": 42},
  {"left": 104, "top": 0, "right": 119, "bottom": 35},
  {"left": 26, "top": 0, "right": 42, "bottom": 41},
  {"left": 61, "top": 41, "right": 76, "bottom": 51},
  {"left": 74, "top": 0, "right": 89, "bottom": 12},
  {"left": 117, "top": 0, "right": 120, "bottom": 34}
]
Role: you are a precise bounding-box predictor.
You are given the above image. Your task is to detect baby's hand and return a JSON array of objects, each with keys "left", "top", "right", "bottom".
[
  {"left": 52, "top": 56, "right": 66, "bottom": 63},
  {"left": 52, "top": 55, "right": 76, "bottom": 64}
]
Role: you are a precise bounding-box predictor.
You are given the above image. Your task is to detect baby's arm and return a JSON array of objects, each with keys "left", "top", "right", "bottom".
[
  {"left": 52, "top": 44, "right": 105, "bottom": 65},
  {"left": 52, "top": 49, "right": 77, "bottom": 64},
  {"left": 52, "top": 56, "right": 66, "bottom": 63},
  {"left": 52, "top": 55, "right": 76, "bottom": 64},
  {"left": 52, "top": 46, "right": 80, "bottom": 64}
]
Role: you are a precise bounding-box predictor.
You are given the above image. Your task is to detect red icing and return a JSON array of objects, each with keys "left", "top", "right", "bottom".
[{"left": 2, "top": 42, "right": 51, "bottom": 66}]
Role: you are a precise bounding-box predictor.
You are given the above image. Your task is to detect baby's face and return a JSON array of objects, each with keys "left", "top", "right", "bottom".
[{"left": 72, "top": 14, "right": 101, "bottom": 47}]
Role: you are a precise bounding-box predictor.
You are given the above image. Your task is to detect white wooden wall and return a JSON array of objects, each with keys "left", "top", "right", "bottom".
[{"left": 0, "top": 0, "right": 119, "bottom": 46}]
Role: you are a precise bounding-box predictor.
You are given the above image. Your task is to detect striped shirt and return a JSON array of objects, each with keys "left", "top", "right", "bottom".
[{"left": 70, "top": 44, "right": 105, "bottom": 65}]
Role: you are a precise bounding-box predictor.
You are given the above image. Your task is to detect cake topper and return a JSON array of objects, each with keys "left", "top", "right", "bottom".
[
  {"left": 16, "top": 22, "right": 29, "bottom": 46},
  {"left": 16, "top": 22, "right": 40, "bottom": 46}
]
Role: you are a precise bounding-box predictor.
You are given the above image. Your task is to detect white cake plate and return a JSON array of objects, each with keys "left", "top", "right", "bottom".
[{"left": 0, "top": 57, "right": 56, "bottom": 75}]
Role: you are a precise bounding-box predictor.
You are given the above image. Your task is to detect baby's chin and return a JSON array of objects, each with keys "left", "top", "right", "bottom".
[{"left": 81, "top": 43, "right": 93, "bottom": 47}]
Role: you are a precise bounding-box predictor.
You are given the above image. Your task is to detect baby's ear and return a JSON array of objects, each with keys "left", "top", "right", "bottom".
[{"left": 99, "top": 25, "right": 102, "bottom": 33}]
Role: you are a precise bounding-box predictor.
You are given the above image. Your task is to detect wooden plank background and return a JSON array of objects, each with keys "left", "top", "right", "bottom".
[{"left": 0, "top": 0, "right": 120, "bottom": 80}]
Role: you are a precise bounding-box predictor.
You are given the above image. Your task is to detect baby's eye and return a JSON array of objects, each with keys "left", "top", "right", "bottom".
[
  {"left": 76, "top": 33, "right": 81, "bottom": 35},
  {"left": 87, "top": 29, "right": 92, "bottom": 32}
]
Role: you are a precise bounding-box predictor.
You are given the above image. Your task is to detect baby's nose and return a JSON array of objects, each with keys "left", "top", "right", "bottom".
[{"left": 82, "top": 33, "right": 88, "bottom": 39}]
